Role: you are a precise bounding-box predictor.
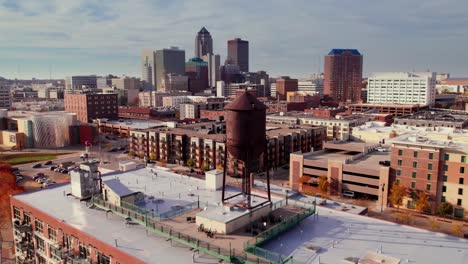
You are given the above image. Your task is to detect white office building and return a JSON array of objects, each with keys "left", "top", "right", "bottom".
[{"left": 367, "top": 72, "right": 436, "bottom": 106}]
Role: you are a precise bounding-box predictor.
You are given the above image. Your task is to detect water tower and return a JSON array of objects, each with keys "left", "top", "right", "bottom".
[{"left": 222, "top": 90, "right": 271, "bottom": 209}]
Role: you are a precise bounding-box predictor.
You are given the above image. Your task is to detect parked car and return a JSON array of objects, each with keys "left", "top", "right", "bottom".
[
  {"left": 44, "top": 161, "right": 53, "bottom": 165},
  {"left": 122, "top": 150, "right": 129, "bottom": 154},
  {"left": 43, "top": 180, "right": 56, "bottom": 187},
  {"left": 12, "top": 167, "right": 19, "bottom": 172},
  {"left": 118, "top": 147, "right": 125, "bottom": 151},
  {"left": 50, "top": 166, "right": 57, "bottom": 171},
  {"left": 13, "top": 171, "right": 21, "bottom": 176},
  {"left": 67, "top": 165, "right": 78, "bottom": 171},
  {"left": 54, "top": 167, "right": 61, "bottom": 172},
  {"left": 80, "top": 153, "right": 88, "bottom": 159},
  {"left": 37, "top": 177, "right": 49, "bottom": 184},
  {"left": 32, "top": 163, "right": 42, "bottom": 168},
  {"left": 16, "top": 176, "right": 23, "bottom": 182},
  {"left": 33, "top": 173, "right": 45, "bottom": 180},
  {"left": 282, "top": 165, "right": 290, "bottom": 169},
  {"left": 61, "top": 169, "right": 69, "bottom": 174},
  {"left": 376, "top": 147, "right": 387, "bottom": 152},
  {"left": 91, "top": 159, "right": 99, "bottom": 163}
]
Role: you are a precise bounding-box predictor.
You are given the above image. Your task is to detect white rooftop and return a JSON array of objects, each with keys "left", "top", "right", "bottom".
[{"left": 262, "top": 207, "right": 468, "bottom": 264}]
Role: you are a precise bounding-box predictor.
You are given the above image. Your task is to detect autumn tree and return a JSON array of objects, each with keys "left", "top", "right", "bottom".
[
  {"left": 318, "top": 175, "right": 329, "bottom": 194},
  {"left": 149, "top": 152, "right": 156, "bottom": 161},
  {"left": 187, "top": 158, "right": 195, "bottom": 169},
  {"left": 201, "top": 161, "right": 210, "bottom": 171},
  {"left": 451, "top": 222, "right": 464, "bottom": 237},
  {"left": 0, "top": 164, "right": 25, "bottom": 224},
  {"left": 389, "top": 183, "right": 406, "bottom": 211},
  {"left": 437, "top": 202, "right": 454, "bottom": 217},
  {"left": 415, "top": 191, "right": 431, "bottom": 213}
]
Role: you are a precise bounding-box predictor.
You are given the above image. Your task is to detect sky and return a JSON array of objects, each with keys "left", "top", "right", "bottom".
[{"left": 1, "top": 0, "right": 468, "bottom": 80}]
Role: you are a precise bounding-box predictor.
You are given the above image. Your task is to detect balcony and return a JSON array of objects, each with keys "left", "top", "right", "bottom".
[{"left": 13, "top": 220, "right": 32, "bottom": 233}]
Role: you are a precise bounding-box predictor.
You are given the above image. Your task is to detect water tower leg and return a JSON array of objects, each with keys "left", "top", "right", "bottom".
[{"left": 221, "top": 146, "right": 228, "bottom": 203}]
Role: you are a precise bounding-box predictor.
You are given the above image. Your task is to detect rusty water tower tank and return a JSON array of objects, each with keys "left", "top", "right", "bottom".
[{"left": 224, "top": 91, "right": 266, "bottom": 161}]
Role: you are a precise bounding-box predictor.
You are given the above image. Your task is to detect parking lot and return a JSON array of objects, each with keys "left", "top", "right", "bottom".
[{"left": 15, "top": 161, "right": 75, "bottom": 191}]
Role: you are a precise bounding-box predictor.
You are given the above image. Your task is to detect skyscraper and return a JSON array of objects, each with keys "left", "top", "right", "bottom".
[
  {"left": 141, "top": 50, "right": 156, "bottom": 90},
  {"left": 186, "top": 57, "right": 209, "bottom": 94},
  {"left": 202, "top": 53, "right": 220, "bottom": 88},
  {"left": 324, "top": 49, "right": 363, "bottom": 103},
  {"left": 227, "top": 38, "right": 249, "bottom": 72},
  {"left": 155, "top": 47, "right": 186, "bottom": 91},
  {"left": 195, "top": 27, "right": 213, "bottom": 58}
]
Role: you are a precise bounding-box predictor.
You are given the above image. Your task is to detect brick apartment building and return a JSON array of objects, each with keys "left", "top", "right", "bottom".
[
  {"left": 64, "top": 93, "right": 118, "bottom": 123},
  {"left": 276, "top": 76, "right": 298, "bottom": 100},
  {"left": 129, "top": 123, "right": 326, "bottom": 175},
  {"left": 390, "top": 134, "right": 468, "bottom": 218}
]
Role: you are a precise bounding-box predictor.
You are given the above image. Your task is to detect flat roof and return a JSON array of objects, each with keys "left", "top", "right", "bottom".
[
  {"left": 390, "top": 134, "right": 468, "bottom": 152},
  {"left": 13, "top": 168, "right": 279, "bottom": 263},
  {"left": 262, "top": 206, "right": 468, "bottom": 264},
  {"left": 100, "top": 119, "right": 166, "bottom": 129}
]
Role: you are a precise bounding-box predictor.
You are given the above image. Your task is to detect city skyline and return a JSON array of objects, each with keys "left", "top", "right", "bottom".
[{"left": 1, "top": 0, "right": 468, "bottom": 79}]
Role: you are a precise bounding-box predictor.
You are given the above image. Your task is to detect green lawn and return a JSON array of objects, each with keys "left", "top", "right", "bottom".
[{"left": 0, "top": 152, "right": 70, "bottom": 165}]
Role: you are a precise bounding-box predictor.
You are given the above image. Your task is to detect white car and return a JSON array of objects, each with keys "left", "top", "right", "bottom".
[
  {"left": 376, "top": 147, "right": 387, "bottom": 152},
  {"left": 43, "top": 180, "right": 56, "bottom": 187}
]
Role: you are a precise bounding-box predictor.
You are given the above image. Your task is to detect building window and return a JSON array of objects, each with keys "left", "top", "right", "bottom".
[
  {"left": 426, "top": 184, "right": 431, "bottom": 191},
  {"left": 444, "top": 165, "right": 448, "bottom": 171},
  {"left": 48, "top": 226, "right": 57, "bottom": 242},
  {"left": 24, "top": 213, "right": 31, "bottom": 225},
  {"left": 428, "top": 163, "right": 433, "bottom": 170},
  {"left": 411, "top": 182, "right": 416, "bottom": 188},
  {"left": 457, "top": 199, "right": 462, "bottom": 206},
  {"left": 462, "top": 156, "right": 466, "bottom": 163},
  {"left": 79, "top": 243, "right": 89, "bottom": 259},
  {"left": 444, "top": 154, "right": 449, "bottom": 161},
  {"left": 397, "top": 169, "right": 401, "bottom": 176},
  {"left": 398, "top": 150, "right": 403, "bottom": 156},
  {"left": 427, "top": 174, "right": 432, "bottom": 180},
  {"left": 397, "top": 160, "right": 402, "bottom": 166},
  {"left": 461, "top": 167, "right": 465, "bottom": 174},
  {"left": 413, "top": 151, "right": 418, "bottom": 158},
  {"left": 97, "top": 252, "right": 111, "bottom": 264},
  {"left": 443, "top": 186, "right": 447, "bottom": 192},
  {"left": 412, "top": 172, "right": 417, "bottom": 178},
  {"left": 460, "top": 178, "right": 464, "bottom": 184},
  {"left": 429, "top": 153, "right": 434, "bottom": 160},
  {"left": 459, "top": 188, "right": 464, "bottom": 195},
  {"left": 13, "top": 207, "right": 21, "bottom": 220},
  {"left": 396, "top": 178, "right": 401, "bottom": 185},
  {"left": 443, "top": 175, "right": 448, "bottom": 182},
  {"left": 36, "top": 236, "right": 45, "bottom": 252},
  {"left": 413, "top": 162, "right": 418, "bottom": 168},
  {"left": 35, "top": 219, "right": 43, "bottom": 233},
  {"left": 441, "top": 196, "right": 446, "bottom": 202}
]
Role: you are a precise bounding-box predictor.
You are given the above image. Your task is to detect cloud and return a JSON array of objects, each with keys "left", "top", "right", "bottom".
[{"left": 0, "top": 0, "right": 467, "bottom": 79}]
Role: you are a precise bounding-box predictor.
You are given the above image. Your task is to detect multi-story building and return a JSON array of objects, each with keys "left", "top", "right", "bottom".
[
  {"left": 179, "top": 101, "right": 225, "bottom": 120},
  {"left": 0, "top": 85, "right": 11, "bottom": 109},
  {"left": 202, "top": 53, "right": 220, "bottom": 88},
  {"left": 298, "top": 79, "right": 324, "bottom": 98},
  {"left": 290, "top": 142, "right": 390, "bottom": 207},
  {"left": 129, "top": 122, "right": 326, "bottom": 173},
  {"left": 227, "top": 38, "right": 249, "bottom": 72},
  {"left": 155, "top": 47, "right": 185, "bottom": 91},
  {"left": 160, "top": 73, "right": 188, "bottom": 93},
  {"left": 118, "top": 106, "right": 177, "bottom": 120},
  {"left": 324, "top": 49, "right": 363, "bottom": 103},
  {"left": 138, "top": 91, "right": 190, "bottom": 107},
  {"left": 195, "top": 27, "right": 213, "bottom": 57},
  {"left": 367, "top": 72, "right": 436, "bottom": 106},
  {"left": 141, "top": 50, "right": 157, "bottom": 90},
  {"left": 394, "top": 110, "right": 468, "bottom": 129},
  {"left": 390, "top": 133, "right": 468, "bottom": 218},
  {"left": 266, "top": 112, "right": 371, "bottom": 141},
  {"left": 220, "top": 63, "right": 243, "bottom": 84},
  {"left": 65, "top": 75, "right": 98, "bottom": 90},
  {"left": 244, "top": 71, "right": 270, "bottom": 97},
  {"left": 185, "top": 57, "right": 209, "bottom": 94},
  {"left": 64, "top": 93, "right": 118, "bottom": 123},
  {"left": 349, "top": 103, "right": 427, "bottom": 117},
  {"left": 276, "top": 76, "right": 298, "bottom": 100},
  {"left": 109, "top": 77, "right": 141, "bottom": 105}
]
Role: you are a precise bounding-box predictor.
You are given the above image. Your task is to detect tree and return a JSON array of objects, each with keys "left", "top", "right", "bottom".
[
  {"left": 128, "top": 150, "right": 135, "bottom": 157},
  {"left": 389, "top": 183, "right": 407, "bottom": 211},
  {"left": 437, "top": 202, "right": 454, "bottom": 217},
  {"left": 201, "top": 161, "right": 210, "bottom": 171},
  {"left": 0, "top": 164, "right": 25, "bottom": 224},
  {"left": 187, "top": 158, "right": 195, "bottom": 169},
  {"left": 318, "top": 175, "right": 329, "bottom": 194},
  {"left": 451, "top": 222, "right": 464, "bottom": 237},
  {"left": 149, "top": 152, "right": 156, "bottom": 161},
  {"left": 216, "top": 164, "right": 223, "bottom": 170},
  {"left": 415, "top": 191, "right": 431, "bottom": 213}
]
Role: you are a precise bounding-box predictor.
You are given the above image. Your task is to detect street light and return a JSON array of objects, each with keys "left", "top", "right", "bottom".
[{"left": 381, "top": 183, "right": 385, "bottom": 212}]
